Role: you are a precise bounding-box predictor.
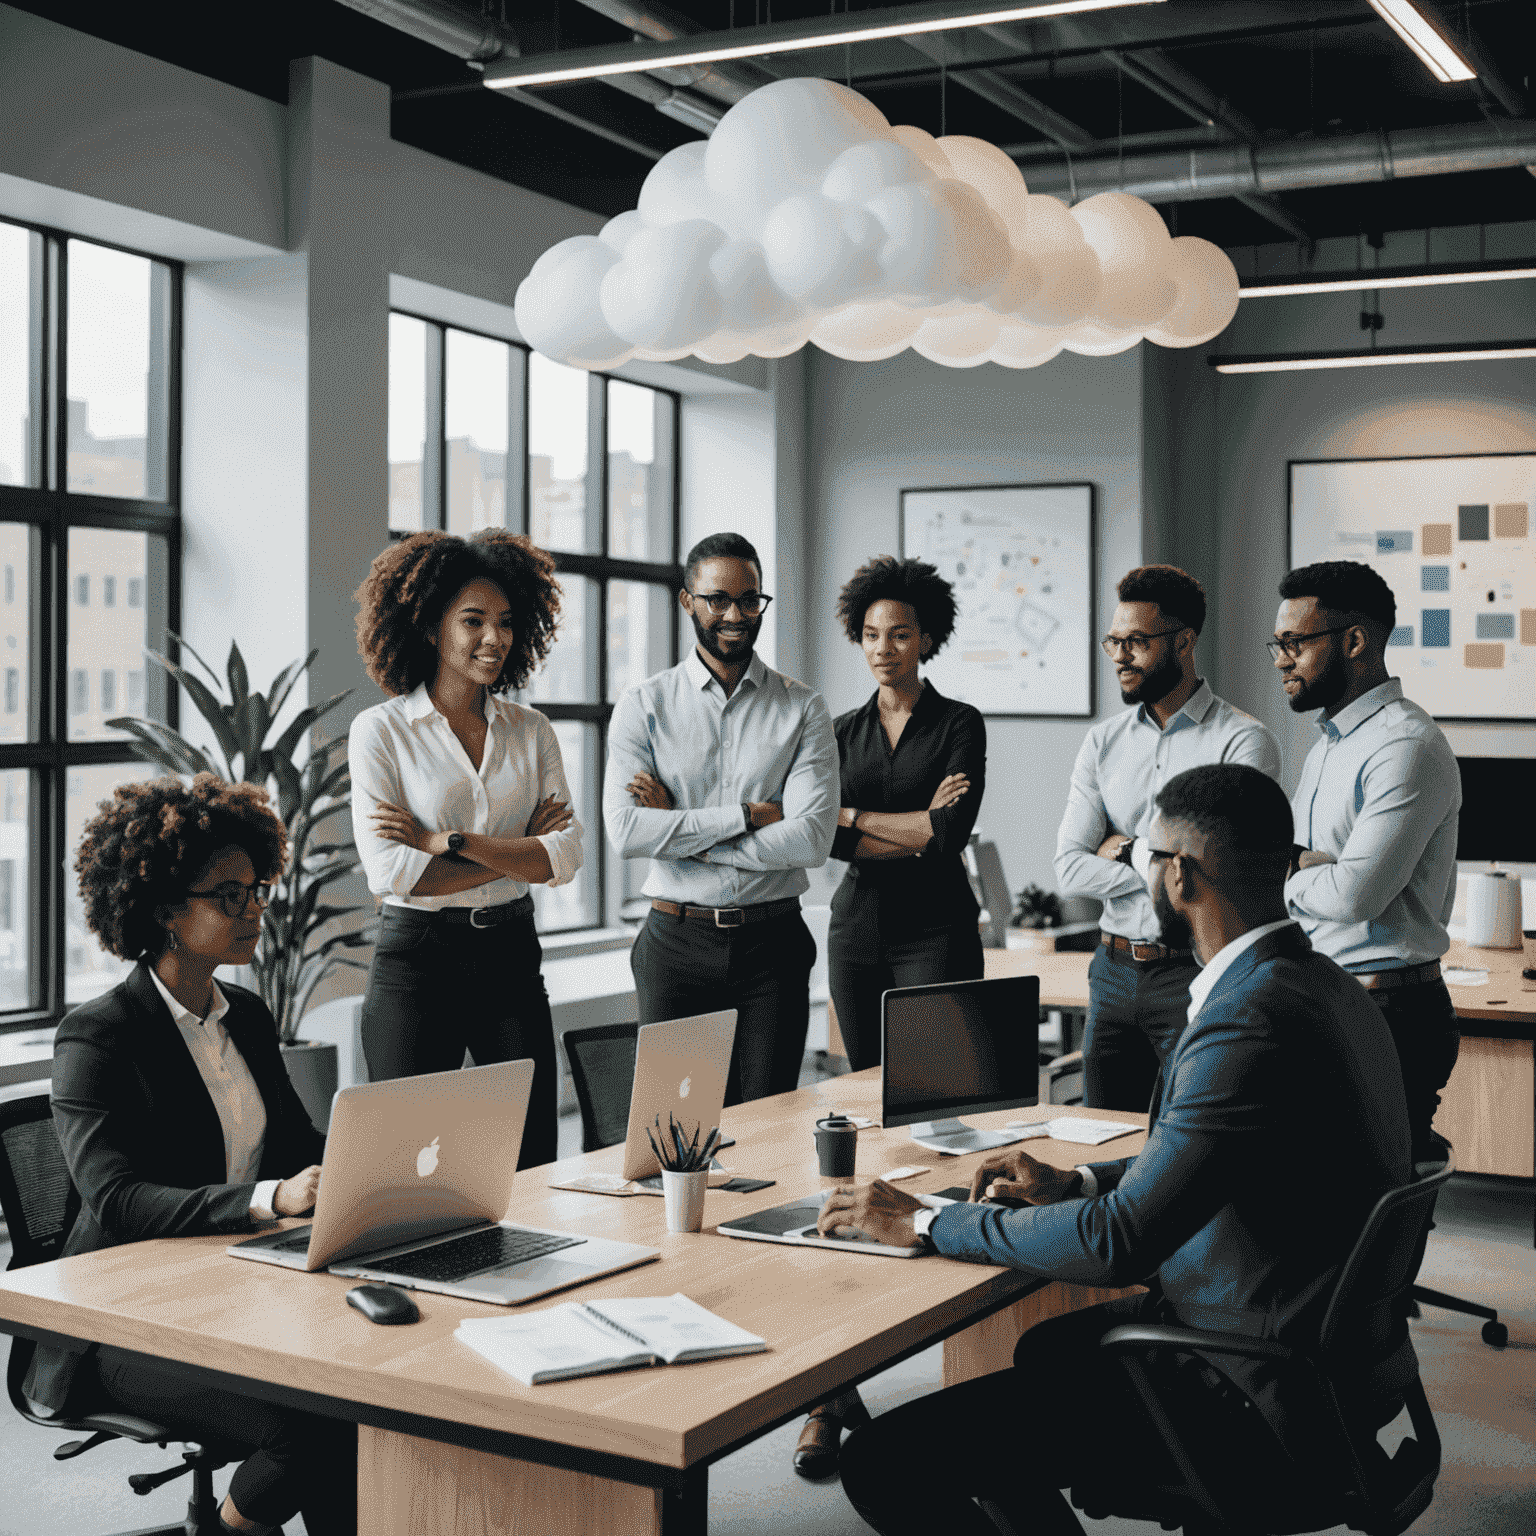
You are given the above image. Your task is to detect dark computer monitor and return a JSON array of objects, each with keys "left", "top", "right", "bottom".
[
  {"left": 881, "top": 975, "right": 1040, "bottom": 1154},
  {"left": 1456, "top": 758, "right": 1536, "bottom": 863}
]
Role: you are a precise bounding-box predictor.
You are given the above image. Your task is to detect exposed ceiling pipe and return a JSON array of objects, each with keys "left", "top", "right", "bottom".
[
  {"left": 337, "top": 0, "right": 517, "bottom": 63},
  {"left": 1106, "top": 49, "right": 1311, "bottom": 245},
  {"left": 1016, "top": 115, "right": 1536, "bottom": 202},
  {"left": 568, "top": 0, "right": 772, "bottom": 106}
]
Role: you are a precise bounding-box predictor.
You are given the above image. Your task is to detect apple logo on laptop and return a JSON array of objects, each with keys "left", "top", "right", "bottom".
[
  {"left": 417, "top": 1137, "right": 440, "bottom": 1178},
  {"left": 678, "top": 1076, "right": 691, "bottom": 1099}
]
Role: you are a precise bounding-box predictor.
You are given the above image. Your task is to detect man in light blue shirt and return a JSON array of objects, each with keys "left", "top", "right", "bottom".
[
  {"left": 1274, "top": 560, "right": 1462, "bottom": 1161},
  {"left": 604, "top": 532, "right": 838, "bottom": 1103},
  {"left": 1055, "top": 565, "right": 1280, "bottom": 1110}
]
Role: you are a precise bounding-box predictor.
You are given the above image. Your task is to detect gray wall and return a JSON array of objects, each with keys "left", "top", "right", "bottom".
[{"left": 801, "top": 345, "right": 1148, "bottom": 905}]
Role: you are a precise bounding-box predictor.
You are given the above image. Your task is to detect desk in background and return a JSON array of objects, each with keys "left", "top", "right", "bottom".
[{"left": 0, "top": 1077, "right": 1143, "bottom": 1536}]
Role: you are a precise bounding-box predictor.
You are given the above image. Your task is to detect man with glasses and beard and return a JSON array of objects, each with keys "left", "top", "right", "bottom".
[
  {"left": 1055, "top": 565, "right": 1280, "bottom": 1110},
  {"left": 1273, "top": 561, "right": 1461, "bottom": 1163},
  {"left": 604, "top": 532, "right": 837, "bottom": 1103}
]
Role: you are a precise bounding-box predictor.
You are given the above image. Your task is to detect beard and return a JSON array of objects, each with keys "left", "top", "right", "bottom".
[
  {"left": 691, "top": 608, "right": 761, "bottom": 665},
  {"left": 1118, "top": 646, "right": 1182, "bottom": 707},
  {"left": 1152, "top": 876, "right": 1193, "bottom": 953},
  {"left": 1285, "top": 645, "right": 1349, "bottom": 713}
]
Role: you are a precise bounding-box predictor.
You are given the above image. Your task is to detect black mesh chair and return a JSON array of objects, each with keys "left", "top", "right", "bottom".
[
  {"left": 1409, "top": 1134, "right": 1506, "bottom": 1346},
  {"left": 561, "top": 1023, "right": 639, "bottom": 1153},
  {"left": 0, "top": 1093, "right": 234, "bottom": 1536},
  {"left": 1032, "top": 1156, "right": 1451, "bottom": 1536},
  {"left": 1044, "top": 1050, "right": 1084, "bottom": 1107}
]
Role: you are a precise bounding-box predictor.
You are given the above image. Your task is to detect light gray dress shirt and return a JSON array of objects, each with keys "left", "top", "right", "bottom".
[
  {"left": 1053, "top": 681, "right": 1282, "bottom": 941},
  {"left": 1285, "top": 679, "right": 1461, "bottom": 973},
  {"left": 603, "top": 650, "right": 838, "bottom": 908},
  {"left": 145, "top": 968, "right": 280, "bottom": 1219}
]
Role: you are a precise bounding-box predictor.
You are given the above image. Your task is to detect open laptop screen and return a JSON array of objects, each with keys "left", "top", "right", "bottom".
[{"left": 881, "top": 975, "right": 1040, "bottom": 1128}]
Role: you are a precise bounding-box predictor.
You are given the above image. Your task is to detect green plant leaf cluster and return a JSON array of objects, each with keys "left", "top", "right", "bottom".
[
  {"left": 107, "top": 635, "right": 373, "bottom": 1042},
  {"left": 1011, "top": 882, "right": 1063, "bottom": 931}
]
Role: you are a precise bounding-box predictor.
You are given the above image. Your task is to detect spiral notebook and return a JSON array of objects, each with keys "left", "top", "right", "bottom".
[{"left": 454, "top": 1293, "right": 767, "bottom": 1385}]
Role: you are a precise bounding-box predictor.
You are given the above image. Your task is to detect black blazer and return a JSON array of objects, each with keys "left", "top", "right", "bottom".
[{"left": 21, "top": 961, "right": 326, "bottom": 1410}]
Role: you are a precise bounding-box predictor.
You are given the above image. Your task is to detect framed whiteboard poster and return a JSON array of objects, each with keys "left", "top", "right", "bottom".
[
  {"left": 900, "top": 482, "right": 1095, "bottom": 719},
  {"left": 1290, "top": 453, "right": 1535, "bottom": 723}
]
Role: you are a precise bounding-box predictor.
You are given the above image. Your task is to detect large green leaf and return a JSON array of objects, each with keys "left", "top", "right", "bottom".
[
  {"left": 270, "top": 755, "right": 303, "bottom": 825},
  {"left": 105, "top": 718, "right": 220, "bottom": 779},
  {"left": 144, "top": 649, "right": 241, "bottom": 774},
  {"left": 272, "top": 690, "right": 353, "bottom": 764},
  {"left": 165, "top": 630, "right": 222, "bottom": 689},
  {"left": 266, "top": 650, "right": 318, "bottom": 726},
  {"left": 235, "top": 693, "right": 270, "bottom": 781},
  {"left": 226, "top": 641, "right": 250, "bottom": 716}
]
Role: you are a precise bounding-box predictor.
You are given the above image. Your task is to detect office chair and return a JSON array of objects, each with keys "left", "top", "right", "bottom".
[
  {"left": 1023, "top": 1156, "right": 1450, "bottom": 1536},
  {"left": 1408, "top": 1133, "right": 1506, "bottom": 1346},
  {"left": 561, "top": 1022, "right": 639, "bottom": 1153},
  {"left": 1044, "top": 1050, "right": 1084, "bottom": 1107},
  {"left": 0, "top": 1094, "right": 235, "bottom": 1536}
]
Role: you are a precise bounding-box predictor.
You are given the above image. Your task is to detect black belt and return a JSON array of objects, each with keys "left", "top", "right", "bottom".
[
  {"left": 1351, "top": 960, "right": 1442, "bottom": 992},
  {"left": 1101, "top": 932, "right": 1195, "bottom": 965},
  {"left": 651, "top": 897, "right": 801, "bottom": 929},
  {"left": 392, "top": 895, "right": 532, "bottom": 930}
]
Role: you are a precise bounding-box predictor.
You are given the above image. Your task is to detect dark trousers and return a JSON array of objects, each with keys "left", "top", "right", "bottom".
[
  {"left": 1081, "top": 944, "right": 1199, "bottom": 1112},
  {"left": 630, "top": 908, "right": 815, "bottom": 1104},
  {"left": 1366, "top": 976, "right": 1461, "bottom": 1164},
  {"left": 91, "top": 1347, "right": 356, "bottom": 1534},
  {"left": 841, "top": 1300, "right": 1172, "bottom": 1536},
  {"left": 359, "top": 899, "right": 558, "bottom": 1169},
  {"left": 827, "top": 893, "right": 984, "bottom": 1072}
]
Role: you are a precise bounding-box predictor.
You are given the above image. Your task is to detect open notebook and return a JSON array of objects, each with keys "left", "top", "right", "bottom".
[{"left": 455, "top": 1293, "right": 767, "bottom": 1386}]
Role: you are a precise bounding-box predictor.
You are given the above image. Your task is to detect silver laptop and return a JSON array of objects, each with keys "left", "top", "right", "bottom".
[
  {"left": 228, "top": 1060, "right": 658, "bottom": 1305},
  {"left": 549, "top": 1010, "right": 737, "bottom": 1195}
]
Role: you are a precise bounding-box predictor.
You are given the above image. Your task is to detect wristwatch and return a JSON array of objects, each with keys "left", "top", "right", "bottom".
[
  {"left": 1113, "top": 837, "right": 1136, "bottom": 866},
  {"left": 445, "top": 831, "right": 467, "bottom": 856},
  {"left": 741, "top": 801, "right": 753, "bottom": 832}
]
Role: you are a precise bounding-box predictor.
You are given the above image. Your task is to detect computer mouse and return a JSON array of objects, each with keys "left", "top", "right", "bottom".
[{"left": 345, "top": 1284, "right": 419, "bottom": 1325}]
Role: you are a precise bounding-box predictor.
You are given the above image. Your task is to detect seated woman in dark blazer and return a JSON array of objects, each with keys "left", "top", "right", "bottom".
[{"left": 19, "top": 773, "right": 354, "bottom": 1536}]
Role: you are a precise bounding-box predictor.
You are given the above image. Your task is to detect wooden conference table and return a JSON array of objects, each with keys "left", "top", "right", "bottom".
[{"left": 0, "top": 1079, "right": 1144, "bottom": 1536}]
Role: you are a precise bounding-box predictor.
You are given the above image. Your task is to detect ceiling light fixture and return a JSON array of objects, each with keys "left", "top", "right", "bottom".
[
  {"left": 482, "top": 0, "right": 1166, "bottom": 91},
  {"left": 1240, "top": 258, "right": 1536, "bottom": 298},
  {"left": 1366, "top": 0, "right": 1476, "bottom": 84},
  {"left": 1208, "top": 339, "right": 1536, "bottom": 374}
]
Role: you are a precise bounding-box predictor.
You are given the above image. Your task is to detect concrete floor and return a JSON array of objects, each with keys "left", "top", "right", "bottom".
[{"left": 1, "top": 1087, "right": 1531, "bottom": 1536}]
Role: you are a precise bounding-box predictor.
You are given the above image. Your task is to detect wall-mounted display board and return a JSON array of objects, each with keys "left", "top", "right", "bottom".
[
  {"left": 901, "top": 482, "right": 1094, "bottom": 719},
  {"left": 1290, "top": 454, "right": 1535, "bottom": 722}
]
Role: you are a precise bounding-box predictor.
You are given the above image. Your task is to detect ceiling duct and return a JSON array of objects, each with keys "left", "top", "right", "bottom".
[
  {"left": 569, "top": 0, "right": 768, "bottom": 106},
  {"left": 337, "top": 0, "right": 518, "bottom": 64},
  {"left": 1018, "top": 116, "right": 1536, "bottom": 203}
]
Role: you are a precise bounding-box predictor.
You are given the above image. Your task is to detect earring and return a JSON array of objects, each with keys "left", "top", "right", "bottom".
[{"left": 165, "top": 930, "right": 179, "bottom": 953}]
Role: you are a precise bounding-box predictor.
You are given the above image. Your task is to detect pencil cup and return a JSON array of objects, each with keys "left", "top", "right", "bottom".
[{"left": 661, "top": 1169, "right": 708, "bottom": 1233}]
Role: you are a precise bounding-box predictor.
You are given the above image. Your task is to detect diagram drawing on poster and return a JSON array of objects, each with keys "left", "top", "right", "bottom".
[
  {"left": 1290, "top": 454, "right": 1535, "bottom": 722},
  {"left": 900, "top": 483, "right": 1094, "bottom": 719}
]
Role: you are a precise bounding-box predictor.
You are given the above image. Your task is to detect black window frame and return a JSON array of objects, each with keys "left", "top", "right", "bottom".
[
  {"left": 0, "top": 217, "right": 182, "bottom": 1035},
  {"left": 389, "top": 311, "right": 683, "bottom": 933}
]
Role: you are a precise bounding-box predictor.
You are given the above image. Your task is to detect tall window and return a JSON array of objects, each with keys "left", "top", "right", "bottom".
[
  {"left": 389, "top": 314, "right": 680, "bottom": 932},
  {"left": 0, "top": 219, "right": 179, "bottom": 1027}
]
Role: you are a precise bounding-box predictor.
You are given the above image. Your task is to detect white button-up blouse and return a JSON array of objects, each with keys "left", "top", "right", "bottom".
[{"left": 349, "top": 684, "right": 584, "bottom": 911}]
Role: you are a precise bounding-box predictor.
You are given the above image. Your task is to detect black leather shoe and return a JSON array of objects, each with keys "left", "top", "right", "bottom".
[{"left": 791, "top": 1398, "right": 871, "bottom": 1480}]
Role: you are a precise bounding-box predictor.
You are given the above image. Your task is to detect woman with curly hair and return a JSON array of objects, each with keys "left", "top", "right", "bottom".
[
  {"left": 20, "top": 773, "right": 354, "bottom": 1535},
  {"left": 793, "top": 556, "right": 987, "bottom": 1481},
  {"left": 349, "top": 529, "right": 581, "bottom": 1169}
]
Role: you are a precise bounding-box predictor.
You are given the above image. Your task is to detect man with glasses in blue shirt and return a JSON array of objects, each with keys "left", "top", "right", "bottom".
[
  {"left": 1055, "top": 565, "right": 1280, "bottom": 1110},
  {"left": 1273, "top": 560, "right": 1462, "bottom": 1162},
  {"left": 604, "top": 532, "right": 838, "bottom": 1103}
]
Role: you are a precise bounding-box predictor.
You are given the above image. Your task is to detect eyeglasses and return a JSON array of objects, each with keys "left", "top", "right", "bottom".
[
  {"left": 185, "top": 881, "right": 276, "bottom": 919},
  {"left": 1100, "top": 625, "right": 1187, "bottom": 659},
  {"left": 1265, "top": 624, "right": 1354, "bottom": 662},
  {"left": 689, "top": 590, "right": 774, "bottom": 618}
]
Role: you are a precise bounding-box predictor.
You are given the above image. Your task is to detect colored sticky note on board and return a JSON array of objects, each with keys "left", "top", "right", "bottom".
[
  {"left": 1421, "top": 523, "right": 1453, "bottom": 556},
  {"left": 1387, "top": 626, "right": 1414, "bottom": 647},
  {"left": 1421, "top": 610, "right": 1451, "bottom": 648},
  {"left": 1465, "top": 644, "right": 1505, "bottom": 669},
  {"left": 1523, "top": 610, "right": 1536, "bottom": 646},
  {"left": 1458, "top": 505, "right": 1490, "bottom": 541},
  {"left": 1476, "top": 613, "right": 1516, "bottom": 641},
  {"left": 1376, "top": 530, "right": 1413, "bottom": 554},
  {"left": 1421, "top": 566, "right": 1450, "bottom": 592},
  {"left": 1494, "top": 502, "right": 1529, "bottom": 538}
]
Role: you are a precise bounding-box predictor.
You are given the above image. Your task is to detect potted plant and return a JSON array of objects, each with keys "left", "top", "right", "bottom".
[
  {"left": 108, "top": 638, "right": 374, "bottom": 1128},
  {"left": 1007, "top": 884, "right": 1067, "bottom": 953}
]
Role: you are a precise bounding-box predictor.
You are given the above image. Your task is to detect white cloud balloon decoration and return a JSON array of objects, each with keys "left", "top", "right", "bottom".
[{"left": 514, "top": 78, "right": 1240, "bottom": 372}]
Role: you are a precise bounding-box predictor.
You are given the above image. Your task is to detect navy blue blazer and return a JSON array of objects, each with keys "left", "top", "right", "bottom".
[
  {"left": 20, "top": 961, "right": 326, "bottom": 1411},
  {"left": 932, "top": 924, "right": 1411, "bottom": 1375}
]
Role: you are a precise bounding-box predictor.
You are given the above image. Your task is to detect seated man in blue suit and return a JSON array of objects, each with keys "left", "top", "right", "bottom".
[{"left": 820, "top": 763, "right": 1412, "bottom": 1536}]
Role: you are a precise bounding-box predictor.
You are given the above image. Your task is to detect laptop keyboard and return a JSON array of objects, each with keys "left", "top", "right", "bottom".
[
  {"left": 269, "top": 1226, "right": 313, "bottom": 1253},
  {"left": 381, "top": 1225, "right": 586, "bottom": 1282}
]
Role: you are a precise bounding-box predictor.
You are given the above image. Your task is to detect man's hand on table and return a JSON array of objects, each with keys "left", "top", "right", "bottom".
[
  {"left": 967, "top": 1148, "right": 1083, "bottom": 1206},
  {"left": 817, "top": 1179, "right": 926, "bottom": 1247}
]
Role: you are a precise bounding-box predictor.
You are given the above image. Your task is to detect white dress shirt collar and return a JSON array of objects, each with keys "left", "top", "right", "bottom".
[
  {"left": 1317, "top": 677, "right": 1402, "bottom": 740},
  {"left": 684, "top": 647, "right": 768, "bottom": 695},
  {"left": 1186, "top": 919, "right": 1298, "bottom": 1024},
  {"left": 403, "top": 681, "right": 500, "bottom": 727},
  {"left": 1136, "top": 678, "right": 1215, "bottom": 732},
  {"left": 146, "top": 965, "right": 231, "bottom": 1030}
]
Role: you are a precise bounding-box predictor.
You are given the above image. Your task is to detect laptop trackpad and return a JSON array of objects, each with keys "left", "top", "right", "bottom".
[{"left": 460, "top": 1258, "right": 594, "bottom": 1297}]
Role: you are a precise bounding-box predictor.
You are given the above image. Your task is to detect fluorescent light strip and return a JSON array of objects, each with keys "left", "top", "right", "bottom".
[
  {"left": 1241, "top": 264, "right": 1536, "bottom": 298},
  {"left": 1367, "top": 0, "right": 1476, "bottom": 84},
  {"left": 484, "top": 1, "right": 1165, "bottom": 91},
  {"left": 1211, "top": 341, "right": 1536, "bottom": 375}
]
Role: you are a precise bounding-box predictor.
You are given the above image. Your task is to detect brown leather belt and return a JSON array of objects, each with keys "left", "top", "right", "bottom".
[
  {"left": 1351, "top": 960, "right": 1442, "bottom": 992},
  {"left": 1101, "top": 932, "right": 1194, "bottom": 965},
  {"left": 651, "top": 897, "right": 801, "bottom": 929}
]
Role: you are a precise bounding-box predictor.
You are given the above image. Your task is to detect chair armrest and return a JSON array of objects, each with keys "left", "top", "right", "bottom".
[
  {"left": 1100, "top": 1323, "right": 1295, "bottom": 1363},
  {"left": 1047, "top": 1050, "right": 1083, "bottom": 1071}
]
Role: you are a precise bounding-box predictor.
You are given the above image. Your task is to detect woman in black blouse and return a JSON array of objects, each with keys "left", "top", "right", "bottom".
[{"left": 793, "top": 556, "right": 986, "bottom": 1480}]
